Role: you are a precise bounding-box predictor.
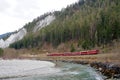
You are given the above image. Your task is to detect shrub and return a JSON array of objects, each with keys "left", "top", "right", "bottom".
[
  {"left": 81, "top": 40, "right": 93, "bottom": 49},
  {"left": 70, "top": 44, "right": 75, "bottom": 52},
  {"left": 0, "top": 48, "right": 4, "bottom": 57}
]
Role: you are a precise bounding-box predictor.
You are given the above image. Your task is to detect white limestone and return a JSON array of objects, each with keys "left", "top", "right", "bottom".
[
  {"left": 0, "top": 28, "right": 27, "bottom": 48},
  {"left": 0, "top": 14, "right": 55, "bottom": 48},
  {"left": 33, "top": 14, "right": 55, "bottom": 32}
]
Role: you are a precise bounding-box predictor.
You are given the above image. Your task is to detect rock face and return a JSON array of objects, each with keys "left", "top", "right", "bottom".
[
  {"left": 90, "top": 62, "right": 120, "bottom": 79},
  {"left": 33, "top": 14, "right": 55, "bottom": 32},
  {"left": 0, "top": 14, "right": 55, "bottom": 48},
  {"left": 0, "top": 28, "right": 27, "bottom": 48},
  {"left": 0, "top": 39, "right": 5, "bottom": 48}
]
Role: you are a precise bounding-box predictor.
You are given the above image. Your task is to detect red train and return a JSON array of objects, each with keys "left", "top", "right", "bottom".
[{"left": 47, "top": 50, "right": 99, "bottom": 56}]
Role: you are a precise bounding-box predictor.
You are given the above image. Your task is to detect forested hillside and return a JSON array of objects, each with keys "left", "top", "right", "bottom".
[{"left": 10, "top": 0, "right": 120, "bottom": 50}]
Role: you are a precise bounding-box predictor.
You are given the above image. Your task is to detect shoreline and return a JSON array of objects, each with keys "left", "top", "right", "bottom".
[
  {"left": 1, "top": 54, "right": 120, "bottom": 79},
  {"left": 56, "top": 60, "right": 120, "bottom": 79}
]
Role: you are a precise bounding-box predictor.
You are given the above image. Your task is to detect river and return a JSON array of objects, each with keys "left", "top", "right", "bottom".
[{"left": 0, "top": 60, "right": 104, "bottom": 80}]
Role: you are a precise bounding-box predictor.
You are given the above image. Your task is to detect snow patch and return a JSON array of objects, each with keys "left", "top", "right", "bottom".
[
  {"left": 33, "top": 14, "right": 55, "bottom": 32},
  {"left": 0, "top": 28, "right": 27, "bottom": 48}
]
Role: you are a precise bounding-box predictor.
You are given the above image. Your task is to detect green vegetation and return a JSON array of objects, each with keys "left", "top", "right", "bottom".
[
  {"left": 70, "top": 44, "right": 76, "bottom": 52},
  {"left": 0, "top": 48, "right": 4, "bottom": 56},
  {"left": 10, "top": 0, "right": 120, "bottom": 50}
]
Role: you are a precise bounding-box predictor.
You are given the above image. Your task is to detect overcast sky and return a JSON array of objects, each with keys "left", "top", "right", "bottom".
[{"left": 0, "top": 0, "right": 78, "bottom": 34}]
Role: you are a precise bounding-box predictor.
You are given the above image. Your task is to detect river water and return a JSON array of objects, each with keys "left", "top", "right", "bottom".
[{"left": 0, "top": 60, "right": 104, "bottom": 80}]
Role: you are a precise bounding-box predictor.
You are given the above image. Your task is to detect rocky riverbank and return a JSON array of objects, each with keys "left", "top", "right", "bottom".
[
  {"left": 58, "top": 60, "right": 120, "bottom": 79},
  {"left": 90, "top": 62, "right": 120, "bottom": 79},
  {"left": 17, "top": 53, "right": 120, "bottom": 79},
  {"left": 1, "top": 49, "right": 120, "bottom": 79}
]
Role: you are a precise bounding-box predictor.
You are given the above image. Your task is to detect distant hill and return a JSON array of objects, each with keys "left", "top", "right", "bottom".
[
  {"left": 3, "top": 0, "right": 120, "bottom": 50},
  {"left": 0, "top": 32, "right": 13, "bottom": 40}
]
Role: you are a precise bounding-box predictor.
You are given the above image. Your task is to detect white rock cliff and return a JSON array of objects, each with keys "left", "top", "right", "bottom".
[
  {"left": 0, "top": 28, "right": 27, "bottom": 48},
  {"left": 0, "top": 14, "right": 55, "bottom": 48},
  {"left": 33, "top": 14, "right": 55, "bottom": 32}
]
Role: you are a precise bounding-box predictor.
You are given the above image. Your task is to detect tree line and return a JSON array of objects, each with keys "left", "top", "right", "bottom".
[{"left": 10, "top": 0, "right": 120, "bottom": 49}]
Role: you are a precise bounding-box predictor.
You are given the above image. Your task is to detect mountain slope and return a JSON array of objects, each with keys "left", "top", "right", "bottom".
[
  {"left": 0, "top": 28, "right": 27, "bottom": 48},
  {"left": 23, "top": 13, "right": 55, "bottom": 33},
  {"left": 0, "top": 13, "right": 55, "bottom": 48},
  {"left": 9, "top": 0, "right": 120, "bottom": 49},
  {"left": 33, "top": 14, "right": 55, "bottom": 32}
]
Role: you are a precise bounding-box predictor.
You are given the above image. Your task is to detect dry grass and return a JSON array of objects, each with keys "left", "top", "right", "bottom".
[
  {"left": 2, "top": 48, "right": 19, "bottom": 59},
  {"left": 2, "top": 48, "right": 120, "bottom": 66},
  {"left": 19, "top": 51, "right": 120, "bottom": 66},
  {"left": 1, "top": 40, "right": 120, "bottom": 66}
]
